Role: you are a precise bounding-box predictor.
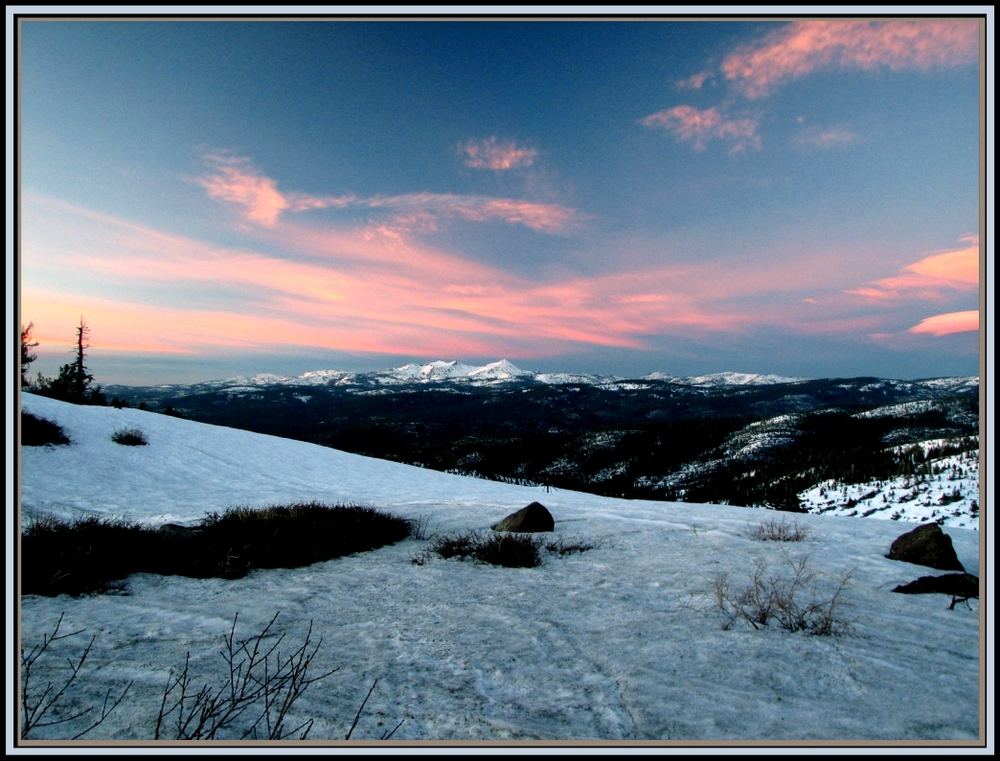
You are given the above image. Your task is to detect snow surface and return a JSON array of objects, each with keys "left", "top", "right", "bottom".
[{"left": 16, "top": 394, "right": 984, "bottom": 744}]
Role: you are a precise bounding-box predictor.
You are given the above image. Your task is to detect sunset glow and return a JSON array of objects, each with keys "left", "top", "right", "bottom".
[
  {"left": 909, "top": 310, "right": 980, "bottom": 337},
  {"left": 16, "top": 14, "right": 983, "bottom": 383}
]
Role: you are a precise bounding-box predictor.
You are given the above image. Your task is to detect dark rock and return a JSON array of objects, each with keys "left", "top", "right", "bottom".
[
  {"left": 492, "top": 502, "right": 555, "bottom": 533},
  {"left": 892, "top": 572, "right": 979, "bottom": 598},
  {"left": 886, "top": 522, "right": 964, "bottom": 571}
]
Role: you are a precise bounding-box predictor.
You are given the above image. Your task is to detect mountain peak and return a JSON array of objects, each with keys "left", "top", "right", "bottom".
[{"left": 387, "top": 359, "right": 529, "bottom": 382}]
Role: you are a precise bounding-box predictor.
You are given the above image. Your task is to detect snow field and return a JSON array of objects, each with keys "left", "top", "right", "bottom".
[{"left": 17, "top": 395, "right": 982, "bottom": 742}]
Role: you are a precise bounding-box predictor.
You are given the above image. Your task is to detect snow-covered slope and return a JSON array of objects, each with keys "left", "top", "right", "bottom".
[
  {"left": 800, "top": 444, "right": 980, "bottom": 530},
  {"left": 16, "top": 394, "right": 983, "bottom": 743},
  {"left": 914, "top": 376, "right": 980, "bottom": 391},
  {"left": 674, "top": 371, "right": 808, "bottom": 387}
]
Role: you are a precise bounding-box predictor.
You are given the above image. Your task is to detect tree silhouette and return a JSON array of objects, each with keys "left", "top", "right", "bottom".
[
  {"left": 36, "top": 318, "right": 106, "bottom": 405},
  {"left": 21, "top": 322, "right": 39, "bottom": 387}
]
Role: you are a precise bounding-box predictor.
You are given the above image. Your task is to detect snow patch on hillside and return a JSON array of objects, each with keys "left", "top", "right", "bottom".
[
  {"left": 677, "top": 372, "right": 808, "bottom": 387},
  {"left": 799, "top": 446, "right": 979, "bottom": 530}
]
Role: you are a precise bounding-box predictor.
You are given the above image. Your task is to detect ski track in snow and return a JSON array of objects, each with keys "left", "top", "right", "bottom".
[{"left": 16, "top": 394, "right": 982, "bottom": 743}]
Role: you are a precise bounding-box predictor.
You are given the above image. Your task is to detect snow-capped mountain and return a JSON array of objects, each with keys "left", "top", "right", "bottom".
[
  {"left": 197, "top": 359, "right": 536, "bottom": 390},
  {"left": 388, "top": 359, "right": 534, "bottom": 383},
  {"left": 16, "top": 394, "right": 983, "bottom": 743},
  {"left": 132, "top": 361, "right": 979, "bottom": 398},
  {"left": 166, "top": 361, "right": 822, "bottom": 393}
]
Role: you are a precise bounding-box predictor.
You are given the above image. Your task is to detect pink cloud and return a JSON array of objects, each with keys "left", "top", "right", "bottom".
[
  {"left": 675, "top": 70, "right": 712, "bottom": 91},
  {"left": 722, "top": 19, "right": 980, "bottom": 98},
  {"left": 362, "top": 193, "right": 582, "bottom": 235},
  {"left": 196, "top": 153, "right": 290, "bottom": 227},
  {"left": 28, "top": 194, "right": 950, "bottom": 364},
  {"left": 461, "top": 137, "right": 538, "bottom": 171},
  {"left": 847, "top": 237, "right": 979, "bottom": 302},
  {"left": 909, "top": 310, "right": 979, "bottom": 336},
  {"left": 24, "top": 196, "right": 764, "bottom": 360},
  {"left": 639, "top": 105, "right": 761, "bottom": 154},
  {"left": 196, "top": 154, "right": 580, "bottom": 234}
]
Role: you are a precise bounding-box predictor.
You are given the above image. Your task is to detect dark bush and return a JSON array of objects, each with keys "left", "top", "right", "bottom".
[
  {"left": 21, "top": 412, "right": 70, "bottom": 446},
  {"left": 21, "top": 503, "right": 413, "bottom": 596},
  {"left": 543, "top": 537, "right": 597, "bottom": 556},
  {"left": 425, "top": 530, "right": 543, "bottom": 568},
  {"left": 427, "top": 530, "right": 480, "bottom": 561},
  {"left": 111, "top": 427, "right": 148, "bottom": 446},
  {"left": 21, "top": 515, "right": 158, "bottom": 596},
  {"left": 474, "top": 532, "right": 543, "bottom": 568},
  {"left": 193, "top": 502, "right": 412, "bottom": 578}
]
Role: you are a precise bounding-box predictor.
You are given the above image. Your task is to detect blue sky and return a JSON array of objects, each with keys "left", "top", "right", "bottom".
[{"left": 17, "top": 15, "right": 984, "bottom": 384}]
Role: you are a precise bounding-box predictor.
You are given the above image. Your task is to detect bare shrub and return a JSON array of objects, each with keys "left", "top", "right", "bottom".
[
  {"left": 747, "top": 517, "right": 810, "bottom": 542},
  {"left": 20, "top": 613, "right": 132, "bottom": 740},
  {"left": 405, "top": 514, "right": 432, "bottom": 541},
  {"left": 155, "top": 612, "right": 336, "bottom": 740},
  {"left": 22, "top": 612, "right": 402, "bottom": 742},
  {"left": 344, "top": 678, "right": 404, "bottom": 740},
  {"left": 714, "top": 555, "right": 852, "bottom": 636}
]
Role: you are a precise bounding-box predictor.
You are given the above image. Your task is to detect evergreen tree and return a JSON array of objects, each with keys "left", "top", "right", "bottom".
[
  {"left": 35, "top": 318, "right": 106, "bottom": 405},
  {"left": 20, "top": 322, "right": 39, "bottom": 387},
  {"left": 69, "top": 318, "right": 93, "bottom": 401}
]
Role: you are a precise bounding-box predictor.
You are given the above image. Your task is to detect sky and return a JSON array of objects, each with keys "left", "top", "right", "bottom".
[{"left": 14, "top": 12, "right": 987, "bottom": 385}]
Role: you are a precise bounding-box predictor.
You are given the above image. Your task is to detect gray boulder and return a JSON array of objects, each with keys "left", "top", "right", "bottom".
[
  {"left": 892, "top": 572, "right": 979, "bottom": 598},
  {"left": 886, "top": 522, "right": 964, "bottom": 571},
  {"left": 492, "top": 502, "right": 555, "bottom": 533}
]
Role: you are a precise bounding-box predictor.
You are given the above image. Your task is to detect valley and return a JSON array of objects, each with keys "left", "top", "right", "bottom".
[{"left": 103, "top": 361, "right": 981, "bottom": 525}]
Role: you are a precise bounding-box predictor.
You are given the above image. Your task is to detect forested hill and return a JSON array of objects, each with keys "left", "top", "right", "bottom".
[{"left": 104, "top": 370, "right": 980, "bottom": 519}]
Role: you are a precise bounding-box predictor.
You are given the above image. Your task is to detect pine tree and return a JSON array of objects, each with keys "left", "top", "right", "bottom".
[
  {"left": 69, "top": 318, "right": 93, "bottom": 401},
  {"left": 36, "top": 318, "right": 106, "bottom": 405},
  {"left": 20, "top": 322, "right": 39, "bottom": 387}
]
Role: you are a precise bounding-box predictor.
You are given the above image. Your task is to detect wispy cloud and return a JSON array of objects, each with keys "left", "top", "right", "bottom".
[
  {"left": 28, "top": 193, "right": 974, "bottom": 367},
  {"left": 674, "top": 70, "right": 712, "bottom": 91},
  {"left": 22, "top": 195, "right": 805, "bottom": 362},
  {"left": 638, "top": 105, "right": 761, "bottom": 154},
  {"left": 722, "top": 19, "right": 980, "bottom": 99},
  {"left": 196, "top": 153, "right": 291, "bottom": 227},
  {"left": 909, "top": 310, "right": 979, "bottom": 336},
  {"left": 793, "top": 124, "right": 859, "bottom": 150},
  {"left": 461, "top": 136, "right": 538, "bottom": 171},
  {"left": 363, "top": 193, "right": 580, "bottom": 235},
  {"left": 847, "top": 236, "right": 979, "bottom": 301},
  {"left": 197, "top": 153, "right": 580, "bottom": 234}
]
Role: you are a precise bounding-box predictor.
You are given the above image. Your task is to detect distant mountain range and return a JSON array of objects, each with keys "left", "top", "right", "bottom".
[
  {"left": 100, "top": 361, "right": 980, "bottom": 522},
  {"left": 118, "top": 358, "right": 976, "bottom": 396}
]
